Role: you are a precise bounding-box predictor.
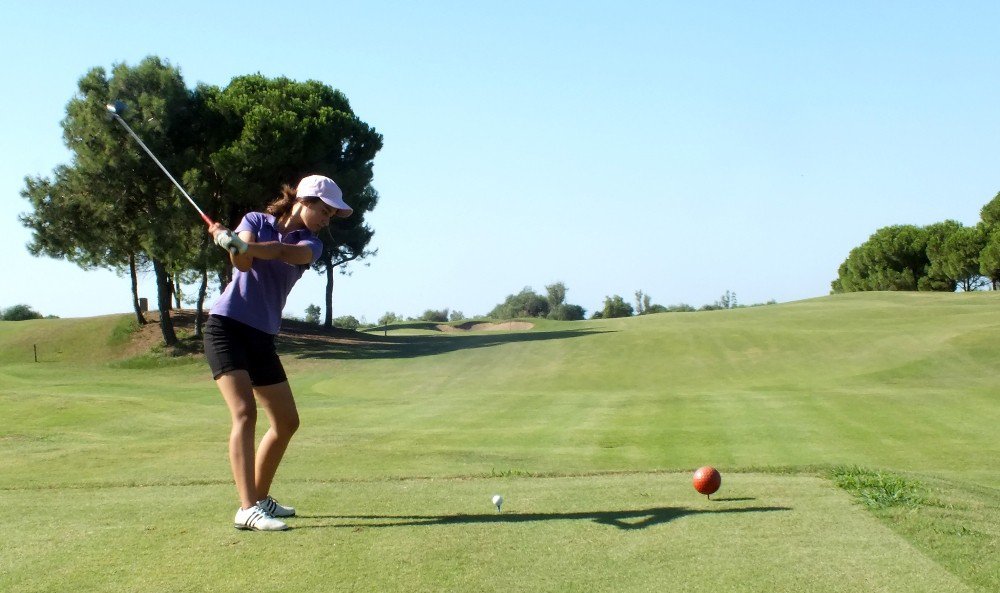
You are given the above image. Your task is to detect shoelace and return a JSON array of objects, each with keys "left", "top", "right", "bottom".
[{"left": 242, "top": 505, "right": 276, "bottom": 528}]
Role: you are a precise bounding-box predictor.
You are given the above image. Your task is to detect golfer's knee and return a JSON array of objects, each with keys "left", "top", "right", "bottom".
[
  {"left": 231, "top": 403, "right": 257, "bottom": 428},
  {"left": 276, "top": 412, "right": 300, "bottom": 437}
]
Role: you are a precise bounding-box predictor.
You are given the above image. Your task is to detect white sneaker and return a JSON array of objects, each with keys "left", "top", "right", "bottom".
[
  {"left": 258, "top": 495, "right": 296, "bottom": 517},
  {"left": 234, "top": 505, "right": 288, "bottom": 531}
]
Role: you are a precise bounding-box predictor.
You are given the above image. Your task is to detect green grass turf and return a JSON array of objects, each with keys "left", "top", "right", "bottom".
[
  {"left": 1, "top": 292, "right": 998, "bottom": 591},
  {"left": 0, "top": 475, "right": 976, "bottom": 593}
]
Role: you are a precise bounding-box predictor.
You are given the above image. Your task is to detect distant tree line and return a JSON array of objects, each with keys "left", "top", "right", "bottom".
[
  {"left": 591, "top": 289, "right": 772, "bottom": 318},
  {"left": 832, "top": 191, "right": 1000, "bottom": 293},
  {"left": 363, "top": 285, "right": 774, "bottom": 330},
  {"left": 19, "top": 56, "right": 382, "bottom": 347}
]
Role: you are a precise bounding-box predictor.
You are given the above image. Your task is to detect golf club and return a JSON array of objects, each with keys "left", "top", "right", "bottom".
[{"left": 105, "top": 100, "right": 214, "bottom": 228}]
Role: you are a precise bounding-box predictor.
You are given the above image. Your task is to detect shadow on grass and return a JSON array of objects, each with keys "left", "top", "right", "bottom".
[
  {"left": 293, "top": 505, "right": 791, "bottom": 531},
  {"left": 277, "top": 327, "right": 609, "bottom": 360}
]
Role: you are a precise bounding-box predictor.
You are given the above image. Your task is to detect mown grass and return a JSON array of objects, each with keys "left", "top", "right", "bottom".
[
  {"left": 0, "top": 474, "right": 976, "bottom": 593},
  {"left": 1, "top": 292, "right": 998, "bottom": 591}
]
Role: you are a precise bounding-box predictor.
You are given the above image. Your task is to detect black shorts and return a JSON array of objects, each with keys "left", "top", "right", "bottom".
[{"left": 204, "top": 315, "right": 287, "bottom": 386}]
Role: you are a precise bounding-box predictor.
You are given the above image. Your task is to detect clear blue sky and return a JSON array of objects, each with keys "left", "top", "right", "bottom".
[{"left": 3, "top": 1, "right": 999, "bottom": 322}]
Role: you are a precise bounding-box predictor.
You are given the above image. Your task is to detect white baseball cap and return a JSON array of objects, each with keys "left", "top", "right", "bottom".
[{"left": 296, "top": 175, "right": 353, "bottom": 218}]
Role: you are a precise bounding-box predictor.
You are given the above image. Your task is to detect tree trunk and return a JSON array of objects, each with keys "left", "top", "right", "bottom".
[
  {"left": 219, "top": 268, "right": 232, "bottom": 290},
  {"left": 196, "top": 266, "right": 208, "bottom": 338},
  {"left": 153, "top": 259, "right": 178, "bottom": 346},
  {"left": 324, "top": 261, "right": 334, "bottom": 329},
  {"left": 173, "top": 273, "right": 182, "bottom": 309},
  {"left": 322, "top": 253, "right": 361, "bottom": 329},
  {"left": 129, "top": 253, "right": 147, "bottom": 325}
]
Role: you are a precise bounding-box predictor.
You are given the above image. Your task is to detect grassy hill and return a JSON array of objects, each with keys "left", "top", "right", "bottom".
[
  {"left": 0, "top": 314, "right": 141, "bottom": 365},
  {"left": 1, "top": 292, "right": 997, "bottom": 592}
]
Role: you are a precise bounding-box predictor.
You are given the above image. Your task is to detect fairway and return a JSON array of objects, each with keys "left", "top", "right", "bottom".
[{"left": 1, "top": 292, "right": 998, "bottom": 592}]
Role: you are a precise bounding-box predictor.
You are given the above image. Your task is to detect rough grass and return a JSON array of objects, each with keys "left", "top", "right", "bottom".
[
  {"left": 828, "top": 466, "right": 999, "bottom": 592},
  {"left": 830, "top": 466, "right": 927, "bottom": 509}
]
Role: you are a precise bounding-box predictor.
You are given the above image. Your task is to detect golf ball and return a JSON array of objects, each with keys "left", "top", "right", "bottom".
[
  {"left": 692, "top": 466, "right": 722, "bottom": 497},
  {"left": 491, "top": 494, "right": 503, "bottom": 508}
]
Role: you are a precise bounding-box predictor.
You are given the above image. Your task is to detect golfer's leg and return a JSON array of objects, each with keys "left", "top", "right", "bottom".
[
  {"left": 253, "top": 380, "right": 300, "bottom": 498},
  {"left": 216, "top": 371, "right": 258, "bottom": 509}
]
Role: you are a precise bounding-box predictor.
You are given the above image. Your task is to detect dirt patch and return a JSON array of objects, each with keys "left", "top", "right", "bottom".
[
  {"left": 119, "top": 310, "right": 204, "bottom": 358},
  {"left": 437, "top": 321, "right": 534, "bottom": 332},
  {"left": 122, "top": 311, "right": 174, "bottom": 357}
]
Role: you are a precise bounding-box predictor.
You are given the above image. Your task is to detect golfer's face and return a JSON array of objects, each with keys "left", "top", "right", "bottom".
[{"left": 303, "top": 201, "right": 339, "bottom": 231}]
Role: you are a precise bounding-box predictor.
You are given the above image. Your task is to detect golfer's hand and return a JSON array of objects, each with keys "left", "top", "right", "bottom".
[
  {"left": 207, "top": 222, "right": 226, "bottom": 236},
  {"left": 214, "top": 229, "right": 248, "bottom": 255}
]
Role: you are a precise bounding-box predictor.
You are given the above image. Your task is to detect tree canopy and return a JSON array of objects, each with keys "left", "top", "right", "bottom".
[
  {"left": 830, "top": 222, "right": 977, "bottom": 293},
  {"left": 20, "top": 57, "right": 382, "bottom": 344},
  {"left": 978, "top": 191, "right": 1000, "bottom": 289},
  {"left": 487, "top": 283, "right": 587, "bottom": 321},
  {"left": 832, "top": 189, "right": 1000, "bottom": 294},
  {"left": 599, "top": 295, "right": 634, "bottom": 318},
  {"left": 489, "top": 287, "right": 549, "bottom": 319}
]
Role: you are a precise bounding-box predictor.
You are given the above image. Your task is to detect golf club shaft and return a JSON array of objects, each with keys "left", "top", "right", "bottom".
[{"left": 108, "top": 113, "right": 214, "bottom": 227}]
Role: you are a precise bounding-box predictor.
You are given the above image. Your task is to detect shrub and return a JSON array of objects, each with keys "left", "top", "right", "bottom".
[
  {"left": 601, "top": 295, "right": 633, "bottom": 318},
  {"left": 332, "top": 315, "right": 360, "bottom": 330},
  {"left": 1, "top": 304, "right": 43, "bottom": 321},
  {"left": 548, "top": 304, "right": 586, "bottom": 321},
  {"left": 665, "top": 304, "right": 696, "bottom": 312},
  {"left": 378, "top": 312, "right": 401, "bottom": 326},
  {"left": 489, "top": 287, "right": 549, "bottom": 319},
  {"left": 419, "top": 309, "right": 449, "bottom": 323}
]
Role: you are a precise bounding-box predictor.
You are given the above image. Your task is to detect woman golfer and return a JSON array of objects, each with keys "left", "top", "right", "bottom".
[{"left": 204, "top": 174, "right": 351, "bottom": 531}]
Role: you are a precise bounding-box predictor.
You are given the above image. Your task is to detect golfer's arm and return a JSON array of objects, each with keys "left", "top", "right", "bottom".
[
  {"left": 239, "top": 240, "right": 314, "bottom": 268},
  {"left": 230, "top": 231, "right": 256, "bottom": 272}
]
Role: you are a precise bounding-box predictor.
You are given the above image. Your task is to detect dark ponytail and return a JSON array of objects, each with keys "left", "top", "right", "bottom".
[{"left": 265, "top": 184, "right": 299, "bottom": 219}]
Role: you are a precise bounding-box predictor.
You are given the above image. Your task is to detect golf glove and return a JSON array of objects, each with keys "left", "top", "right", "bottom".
[{"left": 215, "top": 230, "right": 248, "bottom": 255}]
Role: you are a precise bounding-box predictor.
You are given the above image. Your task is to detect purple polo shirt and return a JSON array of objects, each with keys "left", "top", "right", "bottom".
[{"left": 209, "top": 212, "right": 324, "bottom": 335}]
